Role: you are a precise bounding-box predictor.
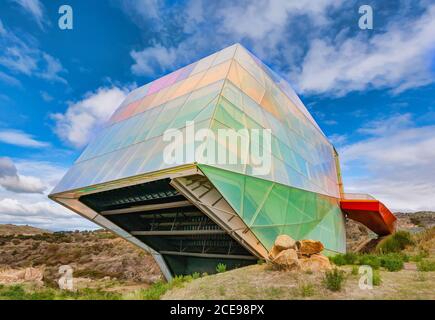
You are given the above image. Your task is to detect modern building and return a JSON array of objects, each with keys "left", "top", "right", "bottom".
[{"left": 49, "top": 44, "right": 396, "bottom": 279}]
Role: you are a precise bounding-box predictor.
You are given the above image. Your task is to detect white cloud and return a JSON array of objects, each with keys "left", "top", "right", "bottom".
[
  {"left": 217, "top": 0, "right": 341, "bottom": 42},
  {"left": 38, "top": 53, "right": 67, "bottom": 84},
  {"left": 40, "top": 91, "right": 53, "bottom": 102},
  {"left": 0, "top": 19, "right": 6, "bottom": 35},
  {"left": 295, "top": 5, "right": 435, "bottom": 96},
  {"left": 340, "top": 113, "right": 435, "bottom": 211},
  {"left": 131, "top": 44, "right": 178, "bottom": 76},
  {"left": 0, "top": 46, "right": 38, "bottom": 75},
  {"left": 51, "top": 86, "right": 128, "bottom": 148},
  {"left": 0, "top": 157, "right": 46, "bottom": 194},
  {"left": 0, "top": 19, "right": 67, "bottom": 83},
  {"left": 12, "top": 0, "right": 47, "bottom": 30},
  {"left": 117, "top": 0, "right": 161, "bottom": 20},
  {"left": 0, "top": 198, "right": 96, "bottom": 230},
  {"left": 0, "top": 70, "right": 21, "bottom": 87},
  {"left": 0, "top": 158, "right": 97, "bottom": 230},
  {"left": 0, "top": 129, "right": 50, "bottom": 148}
]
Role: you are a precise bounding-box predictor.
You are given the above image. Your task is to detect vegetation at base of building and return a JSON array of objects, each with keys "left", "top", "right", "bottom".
[
  {"left": 351, "top": 265, "right": 359, "bottom": 275},
  {"left": 330, "top": 252, "right": 407, "bottom": 271},
  {"left": 372, "top": 270, "right": 382, "bottom": 286},
  {"left": 417, "top": 260, "right": 435, "bottom": 272},
  {"left": 323, "top": 268, "right": 345, "bottom": 292},
  {"left": 298, "top": 283, "right": 315, "bottom": 297},
  {"left": 0, "top": 284, "right": 122, "bottom": 300},
  {"left": 216, "top": 263, "right": 227, "bottom": 273},
  {"left": 376, "top": 231, "right": 414, "bottom": 253},
  {"left": 140, "top": 274, "right": 200, "bottom": 300}
]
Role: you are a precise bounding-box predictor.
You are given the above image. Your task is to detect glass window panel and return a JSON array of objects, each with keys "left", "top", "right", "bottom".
[
  {"left": 221, "top": 81, "right": 243, "bottom": 110},
  {"left": 170, "top": 81, "right": 223, "bottom": 129},
  {"left": 212, "top": 44, "right": 237, "bottom": 66},
  {"left": 234, "top": 46, "right": 266, "bottom": 87},
  {"left": 252, "top": 183, "right": 288, "bottom": 226},
  {"left": 147, "top": 69, "right": 181, "bottom": 95},
  {"left": 242, "top": 175, "right": 273, "bottom": 223},
  {"left": 236, "top": 62, "right": 265, "bottom": 104},
  {"left": 146, "top": 94, "right": 189, "bottom": 139},
  {"left": 171, "top": 71, "right": 206, "bottom": 99},
  {"left": 196, "top": 60, "right": 231, "bottom": 89},
  {"left": 191, "top": 52, "right": 217, "bottom": 75}
]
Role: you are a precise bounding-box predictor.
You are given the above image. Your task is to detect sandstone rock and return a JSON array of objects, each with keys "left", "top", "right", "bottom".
[
  {"left": 272, "top": 248, "right": 300, "bottom": 270},
  {"left": 274, "top": 235, "right": 297, "bottom": 251},
  {"left": 300, "top": 254, "right": 332, "bottom": 272},
  {"left": 24, "top": 267, "right": 43, "bottom": 282},
  {"left": 268, "top": 245, "right": 281, "bottom": 260},
  {"left": 298, "top": 240, "right": 324, "bottom": 256}
]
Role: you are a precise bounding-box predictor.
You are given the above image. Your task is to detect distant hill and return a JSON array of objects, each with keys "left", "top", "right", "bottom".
[{"left": 0, "top": 224, "right": 52, "bottom": 236}]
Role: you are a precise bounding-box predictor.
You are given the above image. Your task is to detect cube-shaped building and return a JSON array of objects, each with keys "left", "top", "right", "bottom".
[{"left": 50, "top": 44, "right": 396, "bottom": 279}]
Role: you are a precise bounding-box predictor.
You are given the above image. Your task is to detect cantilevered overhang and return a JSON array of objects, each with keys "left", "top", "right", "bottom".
[
  {"left": 340, "top": 196, "right": 397, "bottom": 236},
  {"left": 49, "top": 164, "right": 268, "bottom": 279}
]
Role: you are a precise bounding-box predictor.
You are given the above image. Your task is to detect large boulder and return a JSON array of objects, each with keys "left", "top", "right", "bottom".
[
  {"left": 272, "top": 248, "right": 300, "bottom": 270},
  {"left": 268, "top": 245, "right": 281, "bottom": 260},
  {"left": 298, "top": 240, "right": 324, "bottom": 256},
  {"left": 274, "top": 235, "right": 297, "bottom": 251},
  {"left": 299, "top": 254, "right": 332, "bottom": 272}
]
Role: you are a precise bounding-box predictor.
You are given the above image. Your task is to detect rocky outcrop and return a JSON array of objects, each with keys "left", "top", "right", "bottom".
[
  {"left": 0, "top": 267, "right": 44, "bottom": 285},
  {"left": 299, "top": 254, "right": 332, "bottom": 272},
  {"left": 272, "top": 248, "right": 300, "bottom": 270},
  {"left": 298, "top": 240, "right": 324, "bottom": 256},
  {"left": 269, "top": 235, "right": 331, "bottom": 272}
]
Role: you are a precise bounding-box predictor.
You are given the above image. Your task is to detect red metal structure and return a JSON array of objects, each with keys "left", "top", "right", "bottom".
[{"left": 340, "top": 195, "right": 397, "bottom": 236}]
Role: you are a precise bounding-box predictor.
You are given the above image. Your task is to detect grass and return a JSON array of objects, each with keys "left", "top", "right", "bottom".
[
  {"left": 417, "top": 260, "right": 435, "bottom": 272},
  {"left": 139, "top": 274, "right": 200, "bottom": 300},
  {"left": 0, "top": 284, "right": 122, "bottom": 300},
  {"left": 331, "top": 252, "right": 407, "bottom": 271},
  {"left": 376, "top": 231, "right": 414, "bottom": 254},
  {"left": 323, "top": 268, "right": 345, "bottom": 292},
  {"left": 216, "top": 263, "right": 227, "bottom": 273},
  {"left": 372, "top": 270, "right": 382, "bottom": 286},
  {"left": 299, "top": 283, "right": 315, "bottom": 297}
]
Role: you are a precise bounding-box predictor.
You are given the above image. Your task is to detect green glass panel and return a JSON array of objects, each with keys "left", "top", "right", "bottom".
[
  {"left": 252, "top": 183, "right": 288, "bottom": 226},
  {"left": 281, "top": 224, "right": 304, "bottom": 240},
  {"left": 198, "top": 165, "right": 245, "bottom": 213},
  {"left": 243, "top": 175, "right": 273, "bottom": 224},
  {"left": 250, "top": 226, "right": 281, "bottom": 250}
]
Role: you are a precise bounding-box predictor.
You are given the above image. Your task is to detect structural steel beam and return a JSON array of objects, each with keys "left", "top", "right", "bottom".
[{"left": 100, "top": 200, "right": 192, "bottom": 215}]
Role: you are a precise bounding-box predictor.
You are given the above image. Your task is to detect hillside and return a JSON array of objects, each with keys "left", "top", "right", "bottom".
[
  {"left": 162, "top": 263, "right": 435, "bottom": 300},
  {"left": 0, "top": 229, "right": 162, "bottom": 292},
  {"left": 0, "top": 212, "right": 434, "bottom": 299},
  {"left": 0, "top": 225, "right": 51, "bottom": 236}
]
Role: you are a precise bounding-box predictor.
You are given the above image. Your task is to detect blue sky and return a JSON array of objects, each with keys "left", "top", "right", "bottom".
[{"left": 0, "top": 0, "right": 434, "bottom": 230}]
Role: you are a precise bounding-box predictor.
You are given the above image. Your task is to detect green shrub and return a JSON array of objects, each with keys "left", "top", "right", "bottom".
[
  {"left": 191, "top": 272, "right": 201, "bottom": 280},
  {"left": 357, "top": 254, "right": 381, "bottom": 269},
  {"left": 351, "top": 265, "right": 359, "bottom": 275},
  {"left": 140, "top": 275, "right": 191, "bottom": 300},
  {"left": 410, "top": 250, "right": 429, "bottom": 262},
  {"left": 372, "top": 270, "right": 382, "bottom": 286},
  {"left": 376, "top": 231, "right": 414, "bottom": 253},
  {"left": 216, "top": 263, "right": 227, "bottom": 273},
  {"left": 379, "top": 254, "right": 404, "bottom": 271},
  {"left": 141, "top": 281, "right": 170, "bottom": 300},
  {"left": 330, "top": 253, "right": 358, "bottom": 266},
  {"left": 299, "top": 283, "right": 315, "bottom": 297},
  {"left": 417, "top": 260, "right": 435, "bottom": 272},
  {"left": 323, "top": 269, "right": 345, "bottom": 292}
]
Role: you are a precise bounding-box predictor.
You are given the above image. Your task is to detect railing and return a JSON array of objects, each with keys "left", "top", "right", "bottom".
[{"left": 342, "top": 193, "right": 375, "bottom": 200}]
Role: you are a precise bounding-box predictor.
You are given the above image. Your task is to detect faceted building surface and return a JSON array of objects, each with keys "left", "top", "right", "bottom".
[{"left": 50, "top": 44, "right": 353, "bottom": 278}]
